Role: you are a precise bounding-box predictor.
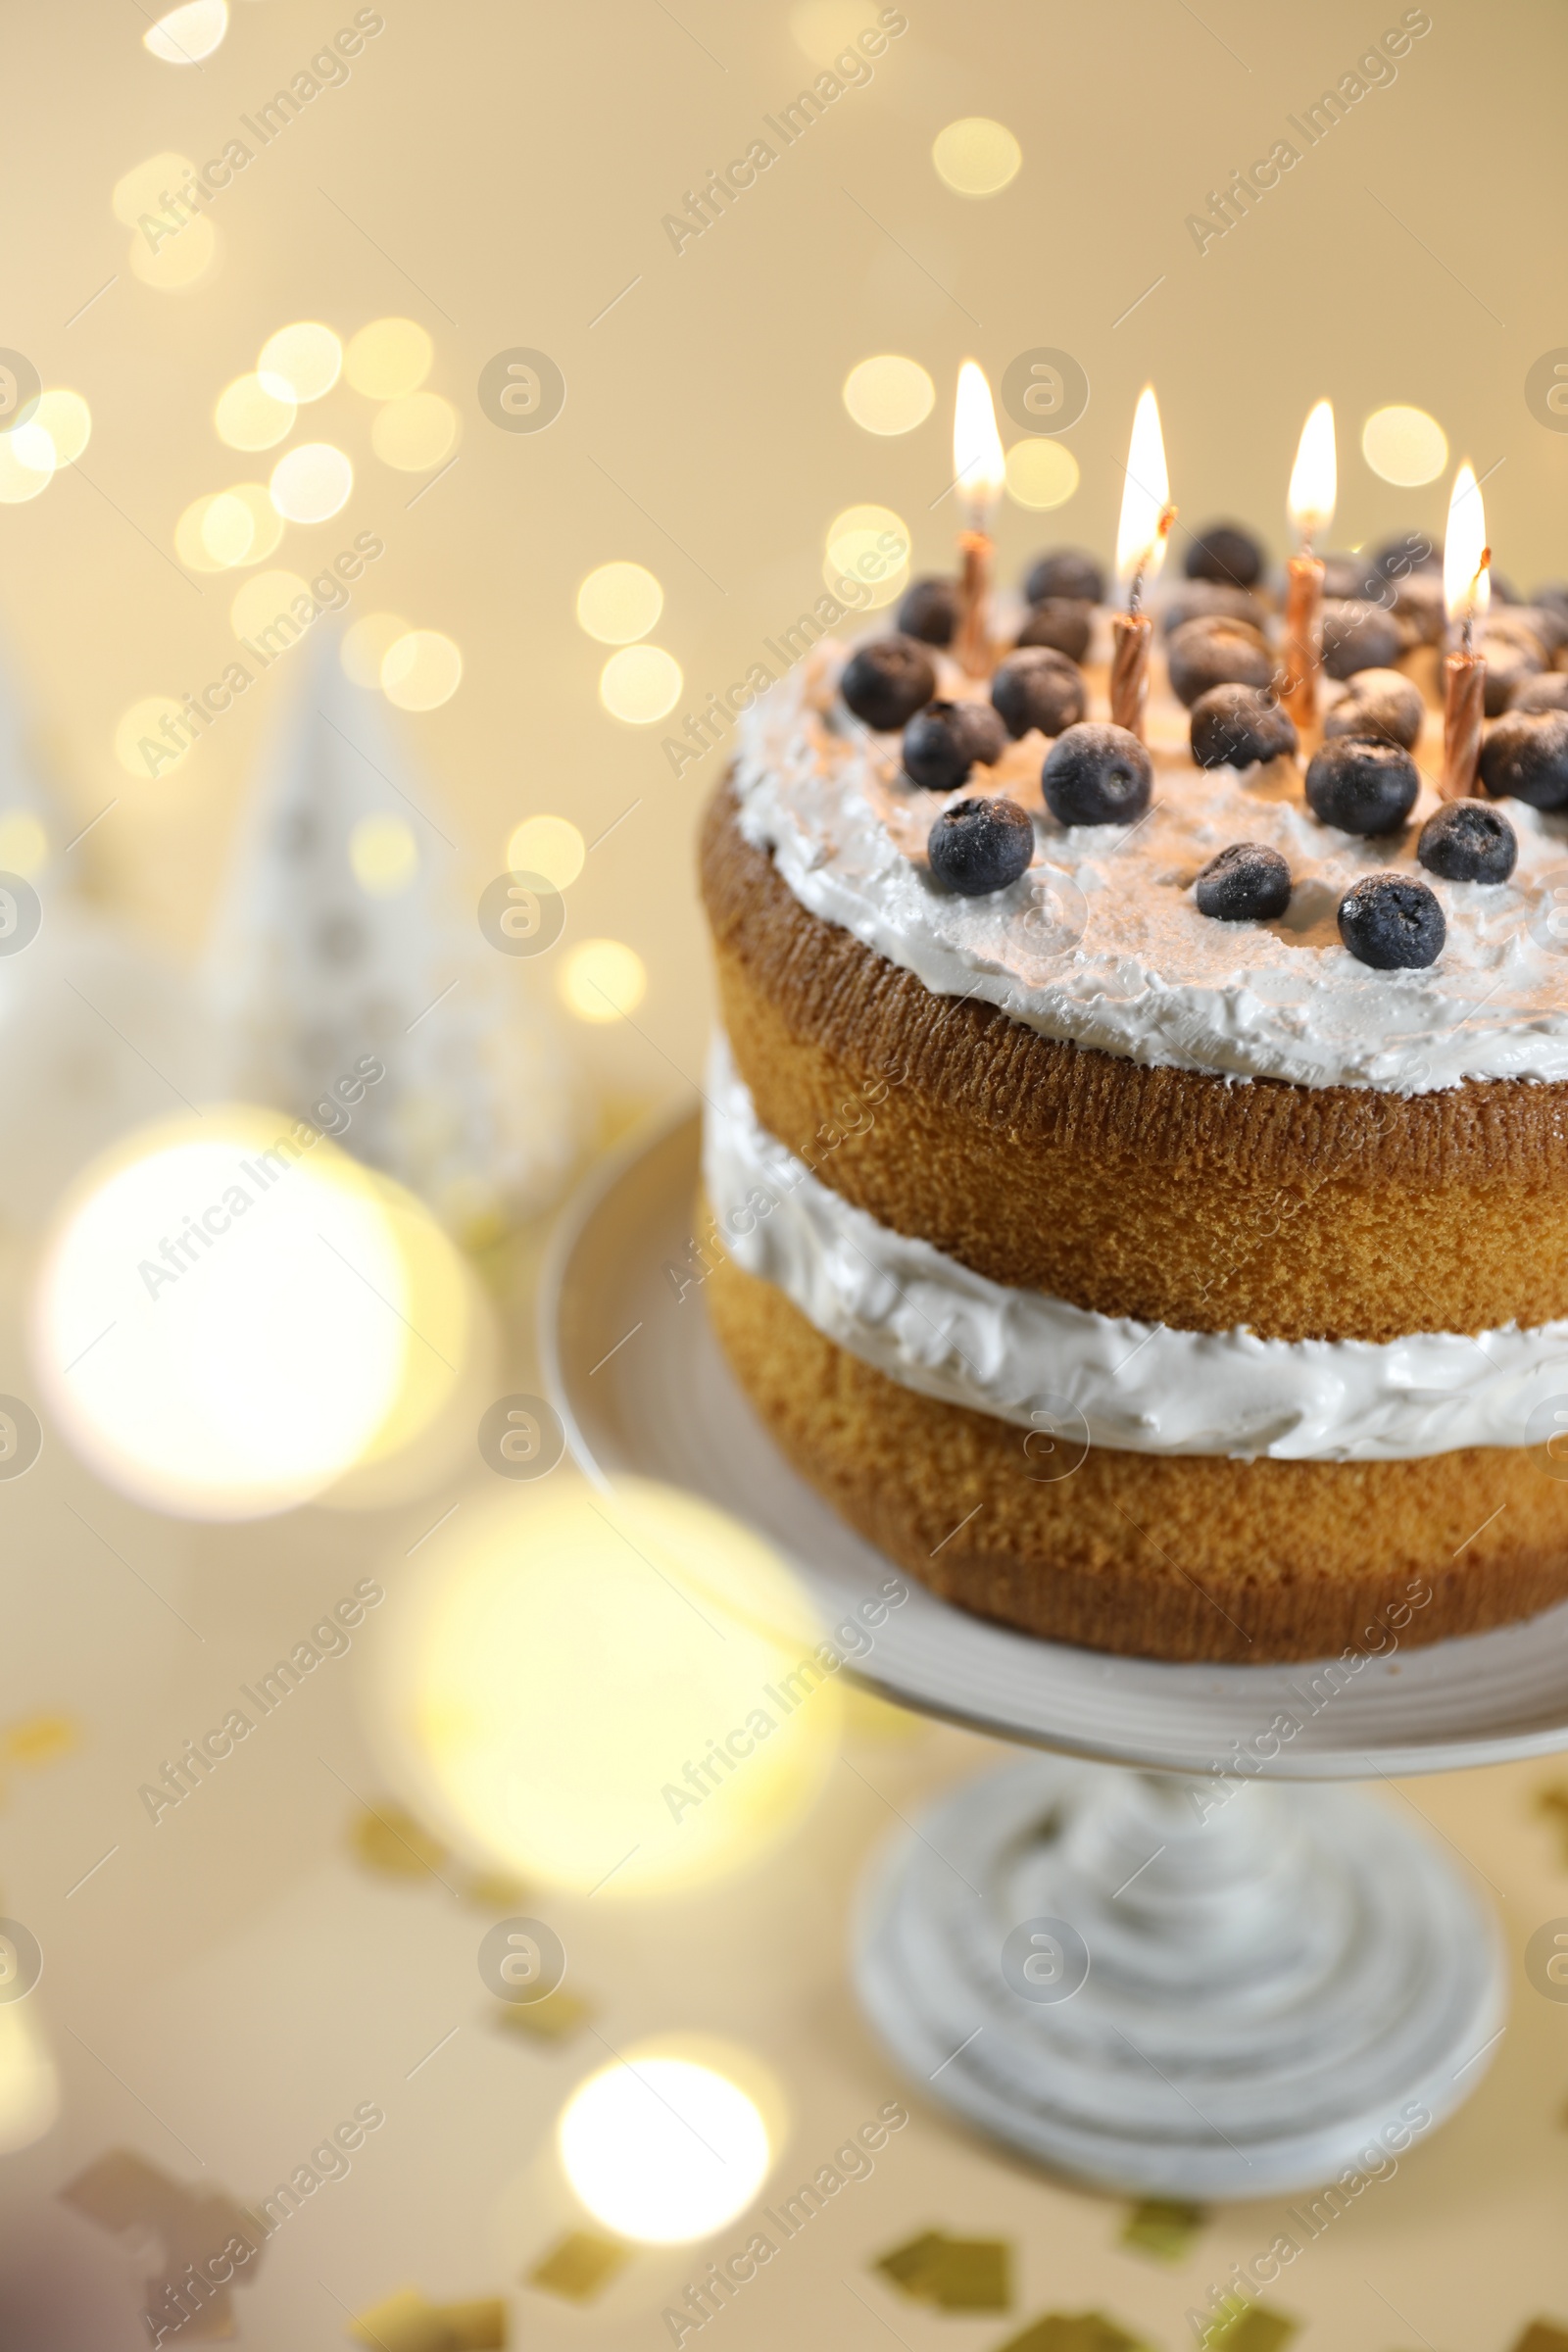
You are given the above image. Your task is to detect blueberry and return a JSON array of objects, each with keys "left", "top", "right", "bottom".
[
  {"left": 1194, "top": 842, "right": 1293, "bottom": 922},
  {"left": 926, "top": 796, "right": 1035, "bottom": 896},
  {"left": 902, "top": 698, "right": 1008, "bottom": 790},
  {"left": 1492, "top": 605, "right": 1566, "bottom": 655},
  {"left": 896, "top": 575, "right": 958, "bottom": 648},
  {"left": 1304, "top": 736, "right": 1421, "bottom": 836},
  {"left": 1532, "top": 579, "right": 1568, "bottom": 619},
  {"left": 1184, "top": 522, "right": 1265, "bottom": 588},
  {"left": 1479, "top": 710, "right": 1568, "bottom": 809},
  {"left": 1338, "top": 873, "right": 1446, "bottom": 970},
  {"left": 1481, "top": 641, "right": 1544, "bottom": 716},
  {"left": 1189, "top": 684, "right": 1298, "bottom": 770},
  {"left": 1320, "top": 600, "right": 1404, "bottom": 679},
  {"left": 1511, "top": 672, "right": 1568, "bottom": 715},
  {"left": 1322, "top": 669, "right": 1425, "bottom": 752},
  {"left": 1166, "top": 615, "right": 1275, "bottom": 709},
  {"left": 1388, "top": 572, "right": 1446, "bottom": 646},
  {"left": 1321, "top": 552, "right": 1374, "bottom": 601},
  {"left": 1416, "top": 801, "right": 1517, "bottom": 884},
  {"left": 1014, "top": 598, "right": 1093, "bottom": 663},
  {"left": 840, "top": 635, "right": 937, "bottom": 731},
  {"left": 1368, "top": 531, "right": 1440, "bottom": 583},
  {"left": 1023, "top": 548, "right": 1104, "bottom": 606},
  {"left": 1490, "top": 571, "right": 1521, "bottom": 606},
  {"left": 1041, "top": 722, "right": 1153, "bottom": 828},
  {"left": 991, "top": 646, "right": 1086, "bottom": 740},
  {"left": 1159, "top": 581, "right": 1268, "bottom": 637}
]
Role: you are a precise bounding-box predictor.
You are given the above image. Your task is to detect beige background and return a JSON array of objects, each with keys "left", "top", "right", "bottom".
[{"left": 4, "top": 4, "right": 1568, "bottom": 2347}]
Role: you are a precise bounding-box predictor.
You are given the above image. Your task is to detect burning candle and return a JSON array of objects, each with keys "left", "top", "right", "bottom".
[
  {"left": 1440, "top": 462, "right": 1491, "bottom": 800},
  {"left": 1281, "top": 398, "right": 1336, "bottom": 737},
  {"left": 952, "top": 360, "right": 1004, "bottom": 677},
  {"left": 1110, "top": 385, "right": 1174, "bottom": 738}
]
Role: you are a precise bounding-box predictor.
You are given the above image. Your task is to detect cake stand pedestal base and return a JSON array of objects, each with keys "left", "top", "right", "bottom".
[{"left": 856, "top": 1756, "right": 1504, "bottom": 2200}]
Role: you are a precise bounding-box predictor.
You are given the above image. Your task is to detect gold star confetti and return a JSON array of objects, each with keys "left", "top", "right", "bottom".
[
  {"left": 525, "top": 2230, "right": 631, "bottom": 2302},
  {"left": 1510, "top": 2327, "right": 1568, "bottom": 2352},
  {"left": 1201, "top": 2301, "right": 1298, "bottom": 2352},
  {"left": 491, "top": 1987, "right": 591, "bottom": 2044},
  {"left": 348, "top": 2290, "right": 506, "bottom": 2350},
  {"left": 350, "top": 1802, "right": 449, "bottom": 1881},
  {"left": 875, "top": 2230, "right": 1011, "bottom": 2311},
  {"left": 997, "top": 2314, "right": 1150, "bottom": 2352},
  {"left": 1119, "top": 2198, "right": 1208, "bottom": 2263},
  {"left": 1535, "top": 1785, "right": 1568, "bottom": 1865}
]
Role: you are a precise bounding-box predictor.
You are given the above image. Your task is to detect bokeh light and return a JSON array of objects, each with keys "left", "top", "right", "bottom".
[
  {"left": 506, "top": 814, "right": 584, "bottom": 890},
  {"left": 143, "top": 1, "right": 228, "bottom": 63},
  {"left": 215, "top": 373, "right": 297, "bottom": 452},
  {"left": 381, "top": 630, "right": 463, "bottom": 710},
  {"left": 220, "top": 482, "right": 283, "bottom": 565},
  {"left": 345, "top": 318, "right": 433, "bottom": 400},
  {"left": 560, "top": 2059, "right": 771, "bottom": 2243},
  {"left": 115, "top": 697, "right": 189, "bottom": 777},
  {"left": 370, "top": 392, "right": 459, "bottom": 471},
  {"left": 0, "top": 813, "right": 48, "bottom": 877},
  {"left": 576, "top": 562, "right": 663, "bottom": 645},
  {"left": 230, "top": 569, "right": 311, "bottom": 641},
  {"left": 269, "top": 443, "right": 354, "bottom": 522},
  {"left": 31, "top": 1111, "right": 455, "bottom": 1520},
  {"left": 824, "top": 502, "right": 908, "bottom": 609},
  {"left": 259, "top": 322, "right": 342, "bottom": 404},
  {"left": 560, "top": 938, "right": 646, "bottom": 1023},
  {"left": 341, "top": 612, "right": 410, "bottom": 688},
  {"left": 349, "top": 813, "right": 418, "bottom": 897},
  {"left": 842, "top": 355, "right": 935, "bottom": 437},
  {"left": 367, "top": 1477, "right": 840, "bottom": 1895},
  {"left": 111, "top": 154, "right": 194, "bottom": 226},
  {"left": 788, "top": 0, "right": 866, "bottom": 53},
  {"left": 33, "top": 391, "right": 90, "bottom": 466},
  {"left": 1361, "top": 404, "right": 1448, "bottom": 488},
  {"left": 0, "top": 436, "right": 53, "bottom": 505},
  {"left": 598, "top": 644, "right": 681, "bottom": 722},
  {"left": 199, "top": 491, "right": 255, "bottom": 567},
  {"left": 932, "top": 117, "right": 1022, "bottom": 195},
  {"left": 1005, "top": 438, "right": 1081, "bottom": 511},
  {"left": 0, "top": 2005, "right": 59, "bottom": 2158},
  {"left": 128, "top": 215, "right": 216, "bottom": 290}
]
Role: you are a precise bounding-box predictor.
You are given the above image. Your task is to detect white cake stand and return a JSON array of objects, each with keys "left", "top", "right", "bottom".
[{"left": 539, "top": 1107, "right": 1562, "bottom": 2199}]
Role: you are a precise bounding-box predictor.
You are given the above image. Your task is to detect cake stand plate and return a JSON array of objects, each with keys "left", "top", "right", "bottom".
[{"left": 541, "top": 1107, "right": 1528, "bottom": 2197}]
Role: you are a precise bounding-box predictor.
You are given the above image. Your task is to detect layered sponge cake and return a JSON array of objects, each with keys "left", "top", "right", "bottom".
[{"left": 697, "top": 544, "right": 1568, "bottom": 1663}]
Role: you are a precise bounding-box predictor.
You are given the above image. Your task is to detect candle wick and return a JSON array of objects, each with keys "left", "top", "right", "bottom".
[{"left": 1127, "top": 565, "right": 1145, "bottom": 619}]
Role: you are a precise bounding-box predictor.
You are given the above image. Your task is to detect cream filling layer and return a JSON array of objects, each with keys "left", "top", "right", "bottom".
[{"left": 703, "top": 1034, "right": 1568, "bottom": 1462}]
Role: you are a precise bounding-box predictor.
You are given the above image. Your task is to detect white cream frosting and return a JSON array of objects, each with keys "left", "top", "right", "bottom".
[
  {"left": 729, "top": 638, "right": 1568, "bottom": 1096},
  {"left": 704, "top": 1035, "right": 1568, "bottom": 1461}
]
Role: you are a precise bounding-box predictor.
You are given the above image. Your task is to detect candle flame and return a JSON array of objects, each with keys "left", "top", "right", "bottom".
[
  {"left": 1443, "top": 463, "right": 1491, "bottom": 623},
  {"left": 1116, "top": 385, "right": 1171, "bottom": 594},
  {"left": 1288, "top": 399, "right": 1336, "bottom": 544},
  {"left": 953, "top": 360, "right": 1004, "bottom": 526}
]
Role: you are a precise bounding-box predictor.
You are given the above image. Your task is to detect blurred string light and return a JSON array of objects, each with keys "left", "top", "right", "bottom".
[
  {"left": 270, "top": 442, "right": 353, "bottom": 523},
  {"left": 381, "top": 630, "right": 462, "bottom": 710},
  {"left": 1361, "top": 403, "right": 1448, "bottom": 487},
  {"left": 599, "top": 644, "right": 681, "bottom": 722},
  {"left": 0, "top": 813, "right": 48, "bottom": 877},
  {"left": 576, "top": 562, "right": 663, "bottom": 645},
  {"left": 506, "top": 815, "right": 584, "bottom": 890},
  {"left": 115, "top": 697, "right": 190, "bottom": 777},
  {"left": 370, "top": 392, "right": 459, "bottom": 472},
  {"left": 129, "top": 215, "right": 216, "bottom": 290},
  {"left": 0, "top": 390, "right": 91, "bottom": 506},
  {"left": 345, "top": 318, "right": 433, "bottom": 399},
  {"left": 111, "top": 154, "right": 194, "bottom": 227},
  {"left": 174, "top": 487, "right": 282, "bottom": 572},
  {"left": 560, "top": 938, "right": 646, "bottom": 1023},
  {"left": 1005, "top": 439, "right": 1081, "bottom": 511},
  {"left": 842, "top": 355, "right": 935, "bottom": 437},
  {"left": 559, "top": 2058, "right": 771, "bottom": 2243},
  {"left": 32, "top": 1111, "right": 474, "bottom": 1520},
  {"left": 215, "top": 373, "right": 296, "bottom": 452},
  {"left": 349, "top": 812, "right": 418, "bottom": 897},
  {"left": 259, "top": 322, "right": 342, "bottom": 404},
  {"left": 143, "top": 1, "right": 229, "bottom": 63},
  {"left": 0, "top": 2004, "right": 59, "bottom": 2157},
  {"left": 230, "top": 569, "right": 310, "bottom": 640},
  {"left": 341, "top": 612, "right": 410, "bottom": 687},
  {"left": 932, "top": 116, "right": 1022, "bottom": 195},
  {"left": 824, "top": 502, "right": 907, "bottom": 610},
  {"left": 366, "top": 1477, "right": 840, "bottom": 1895}
]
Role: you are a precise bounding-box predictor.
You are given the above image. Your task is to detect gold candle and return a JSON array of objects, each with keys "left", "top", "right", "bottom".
[
  {"left": 951, "top": 360, "right": 1004, "bottom": 677},
  {"left": 1110, "top": 385, "right": 1173, "bottom": 743},
  {"left": 1440, "top": 463, "right": 1491, "bottom": 800},
  {"left": 1280, "top": 400, "right": 1336, "bottom": 738}
]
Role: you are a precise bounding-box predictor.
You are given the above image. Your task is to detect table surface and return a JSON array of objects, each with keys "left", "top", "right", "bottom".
[{"left": 3, "top": 1178, "right": 1568, "bottom": 2352}]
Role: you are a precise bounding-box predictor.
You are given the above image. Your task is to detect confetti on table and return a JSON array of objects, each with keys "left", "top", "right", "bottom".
[
  {"left": 1119, "top": 2197, "right": 1208, "bottom": 2262},
  {"left": 348, "top": 2288, "right": 507, "bottom": 2350},
  {"left": 1511, "top": 2324, "right": 1568, "bottom": 2352},
  {"left": 60, "top": 2150, "right": 264, "bottom": 2341},
  {"left": 350, "top": 1802, "right": 449, "bottom": 1880},
  {"left": 492, "top": 1987, "right": 591, "bottom": 2043},
  {"left": 463, "top": 1869, "right": 533, "bottom": 1912},
  {"left": 1200, "top": 2301, "right": 1298, "bottom": 2352},
  {"left": 526, "top": 2230, "right": 631, "bottom": 2301},
  {"left": 876, "top": 2229, "right": 1011, "bottom": 2310},
  {"left": 1535, "top": 1786, "right": 1568, "bottom": 1865},
  {"left": 1, "top": 1712, "right": 79, "bottom": 1772},
  {"left": 996, "top": 2312, "right": 1150, "bottom": 2352}
]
